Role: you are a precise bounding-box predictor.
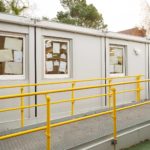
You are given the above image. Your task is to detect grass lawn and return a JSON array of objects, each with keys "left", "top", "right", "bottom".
[{"left": 124, "top": 140, "right": 150, "bottom": 150}]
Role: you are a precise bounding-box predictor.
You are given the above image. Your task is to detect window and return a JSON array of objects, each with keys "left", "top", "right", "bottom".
[
  {"left": 0, "top": 34, "right": 25, "bottom": 80},
  {"left": 109, "top": 45, "right": 125, "bottom": 75},
  {"left": 44, "top": 38, "right": 70, "bottom": 78}
]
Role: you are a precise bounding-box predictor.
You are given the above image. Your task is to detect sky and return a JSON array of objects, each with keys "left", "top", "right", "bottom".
[{"left": 28, "top": 0, "right": 150, "bottom": 32}]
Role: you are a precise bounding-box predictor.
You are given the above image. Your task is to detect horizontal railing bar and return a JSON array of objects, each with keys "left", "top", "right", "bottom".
[
  {"left": 117, "top": 88, "right": 144, "bottom": 94},
  {"left": 117, "top": 100, "right": 150, "bottom": 111},
  {"left": 0, "top": 87, "right": 144, "bottom": 112},
  {"left": 51, "top": 93, "right": 109, "bottom": 104},
  {"left": 0, "top": 75, "right": 143, "bottom": 89},
  {"left": 0, "top": 93, "right": 109, "bottom": 112},
  {"left": 0, "top": 79, "right": 148, "bottom": 100},
  {"left": 108, "top": 74, "right": 143, "bottom": 80},
  {"left": 0, "top": 78, "right": 106, "bottom": 89},
  {"left": 0, "top": 126, "right": 46, "bottom": 140},
  {"left": 1, "top": 100, "right": 150, "bottom": 140},
  {"left": 0, "top": 103, "right": 47, "bottom": 112}
]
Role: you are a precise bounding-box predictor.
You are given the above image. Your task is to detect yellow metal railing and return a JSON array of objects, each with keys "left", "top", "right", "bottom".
[
  {"left": 0, "top": 75, "right": 143, "bottom": 119},
  {"left": 46, "top": 95, "right": 51, "bottom": 150},
  {"left": 112, "top": 88, "right": 117, "bottom": 144},
  {"left": 0, "top": 75, "right": 142, "bottom": 89},
  {"left": 0, "top": 74, "right": 149, "bottom": 150},
  {"left": 20, "top": 87, "right": 24, "bottom": 127}
]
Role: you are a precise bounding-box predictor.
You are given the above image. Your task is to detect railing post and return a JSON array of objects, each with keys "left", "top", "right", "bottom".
[
  {"left": 46, "top": 95, "right": 51, "bottom": 150},
  {"left": 111, "top": 88, "right": 117, "bottom": 145},
  {"left": 20, "top": 87, "right": 24, "bottom": 127},
  {"left": 71, "top": 82, "right": 75, "bottom": 115},
  {"left": 108, "top": 79, "right": 112, "bottom": 108},
  {"left": 136, "top": 75, "right": 141, "bottom": 102}
]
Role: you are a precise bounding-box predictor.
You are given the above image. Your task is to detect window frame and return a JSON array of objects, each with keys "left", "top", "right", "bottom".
[
  {"left": 0, "top": 33, "right": 25, "bottom": 80},
  {"left": 44, "top": 37, "right": 70, "bottom": 79},
  {"left": 109, "top": 45, "right": 126, "bottom": 77}
]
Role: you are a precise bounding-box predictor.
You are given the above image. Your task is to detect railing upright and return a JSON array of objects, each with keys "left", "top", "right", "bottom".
[
  {"left": 111, "top": 88, "right": 117, "bottom": 145},
  {"left": 46, "top": 95, "right": 51, "bottom": 150},
  {"left": 20, "top": 87, "right": 24, "bottom": 127},
  {"left": 136, "top": 75, "right": 141, "bottom": 102},
  {"left": 108, "top": 79, "right": 112, "bottom": 108},
  {"left": 71, "top": 82, "right": 75, "bottom": 115}
]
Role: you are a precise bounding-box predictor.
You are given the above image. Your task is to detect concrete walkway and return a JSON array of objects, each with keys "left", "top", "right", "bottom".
[
  {"left": 0, "top": 131, "right": 46, "bottom": 150},
  {"left": 0, "top": 103, "right": 150, "bottom": 150}
]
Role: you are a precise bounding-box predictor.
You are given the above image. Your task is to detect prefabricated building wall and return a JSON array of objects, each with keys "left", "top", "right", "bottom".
[{"left": 0, "top": 13, "right": 149, "bottom": 131}]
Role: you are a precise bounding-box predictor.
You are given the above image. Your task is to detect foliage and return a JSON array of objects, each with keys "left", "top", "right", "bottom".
[
  {"left": 42, "top": 16, "right": 50, "bottom": 21},
  {"left": 53, "top": 0, "right": 107, "bottom": 30},
  {"left": 0, "top": 0, "right": 28, "bottom": 15},
  {"left": 9, "top": 0, "right": 28, "bottom": 15},
  {"left": 140, "top": 0, "right": 150, "bottom": 35},
  {"left": 0, "top": 0, "right": 7, "bottom": 12}
]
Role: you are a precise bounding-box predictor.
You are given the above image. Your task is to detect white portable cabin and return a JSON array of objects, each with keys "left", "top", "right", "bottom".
[
  {"left": 0, "top": 14, "right": 35, "bottom": 131},
  {"left": 0, "top": 13, "right": 149, "bottom": 131}
]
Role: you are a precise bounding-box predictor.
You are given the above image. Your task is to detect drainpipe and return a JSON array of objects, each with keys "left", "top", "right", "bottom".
[{"left": 34, "top": 19, "right": 37, "bottom": 117}]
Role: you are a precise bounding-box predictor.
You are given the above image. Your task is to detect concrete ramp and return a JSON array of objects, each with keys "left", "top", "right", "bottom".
[{"left": 0, "top": 103, "right": 150, "bottom": 150}]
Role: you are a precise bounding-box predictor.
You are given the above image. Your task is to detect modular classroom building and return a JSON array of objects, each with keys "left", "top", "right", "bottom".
[{"left": 0, "top": 13, "right": 150, "bottom": 150}]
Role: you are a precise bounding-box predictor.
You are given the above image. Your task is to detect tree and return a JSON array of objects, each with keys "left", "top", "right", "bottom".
[
  {"left": 139, "top": 0, "right": 150, "bottom": 35},
  {"left": 0, "top": 0, "right": 7, "bottom": 12},
  {"left": 53, "top": 0, "right": 107, "bottom": 30},
  {"left": 9, "top": 0, "right": 28, "bottom": 15},
  {"left": 42, "top": 16, "right": 50, "bottom": 21},
  {"left": 0, "top": 0, "right": 28, "bottom": 15}
]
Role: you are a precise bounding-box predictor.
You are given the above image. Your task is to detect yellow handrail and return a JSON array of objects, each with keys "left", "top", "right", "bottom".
[
  {"left": 136, "top": 75, "right": 141, "bottom": 102},
  {"left": 20, "top": 87, "right": 24, "bottom": 127},
  {"left": 46, "top": 95, "right": 51, "bottom": 150},
  {"left": 0, "top": 88, "right": 144, "bottom": 113},
  {"left": 111, "top": 88, "right": 117, "bottom": 145},
  {"left": 108, "top": 79, "right": 112, "bottom": 108},
  {"left": 1, "top": 74, "right": 149, "bottom": 150},
  {"left": 0, "top": 75, "right": 143, "bottom": 89},
  {"left": 1, "top": 100, "right": 150, "bottom": 140},
  {"left": 0, "top": 79, "right": 147, "bottom": 100},
  {"left": 71, "top": 82, "right": 75, "bottom": 115}
]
